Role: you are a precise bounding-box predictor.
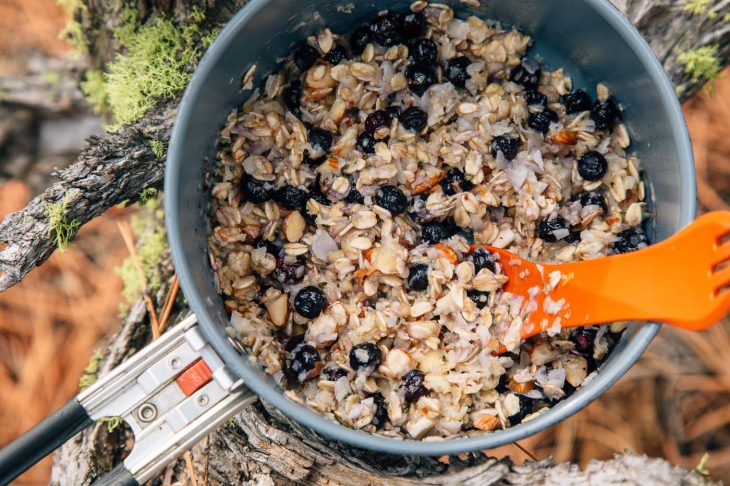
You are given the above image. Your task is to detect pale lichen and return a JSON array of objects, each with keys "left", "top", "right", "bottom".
[
  {"left": 138, "top": 187, "right": 159, "bottom": 205},
  {"left": 678, "top": 45, "right": 722, "bottom": 82},
  {"left": 148, "top": 139, "right": 166, "bottom": 159},
  {"left": 57, "top": 0, "right": 88, "bottom": 56},
  {"left": 46, "top": 195, "right": 81, "bottom": 252},
  {"left": 101, "top": 416, "right": 123, "bottom": 433},
  {"left": 683, "top": 0, "right": 713, "bottom": 16},
  {"left": 80, "top": 69, "right": 109, "bottom": 115},
  {"left": 78, "top": 348, "right": 104, "bottom": 390}
]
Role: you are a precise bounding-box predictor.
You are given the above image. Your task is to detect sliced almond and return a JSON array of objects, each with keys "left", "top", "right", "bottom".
[
  {"left": 266, "top": 293, "right": 289, "bottom": 327},
  {"left": 283, "top": 210, "right": 306, "bottom": 242},
  {"left": 474, "top": 413, "right": 500, "bottom": 431}
]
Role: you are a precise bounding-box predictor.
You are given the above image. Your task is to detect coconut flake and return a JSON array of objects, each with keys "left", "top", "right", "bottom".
[{"left": 312, "top": 228, "right": 338, "bottom": 260}]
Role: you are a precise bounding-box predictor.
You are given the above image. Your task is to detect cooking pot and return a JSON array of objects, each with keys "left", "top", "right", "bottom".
[{"left": 0, "top": 0, "right": 695, "bottom": 484}]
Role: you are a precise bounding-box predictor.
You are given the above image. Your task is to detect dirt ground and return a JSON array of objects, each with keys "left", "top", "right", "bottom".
[{"left": 0, "top": 1, "right": 729, "bottom": 484}]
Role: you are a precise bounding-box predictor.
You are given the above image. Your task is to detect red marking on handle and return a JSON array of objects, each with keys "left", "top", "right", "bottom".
[{"left": 176, "top": 358, "right": 212, "bottom": 396}]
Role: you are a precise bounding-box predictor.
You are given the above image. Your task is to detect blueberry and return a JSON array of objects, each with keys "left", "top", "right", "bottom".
[
  {"left": 614, "top": 228, "right": 648, "bottom": 253},
  {"left": 370, "top": 392, "right": 389, "bottom": 428},
  {"left": 440, "top": 168, "right": 473, "bottom": 196},
  {"left": 455, "top": 228, "right": 474, "bottom": 244},
  {"left": 470, "top": 248, "right": 495, "bottom": 273},
  {"left": 566, "top": 231, "right": 582, "bottom": 244},
  {"left": 240, "top": 176, "right": 275, "bottom": 203},
  {"left": 398, "top": 106, "right": 428, "bottom": 131},
  {"left": 386, "top": 105, "right": 402, "bottom": 120},
  {"left": 254, "top": 237, "right": 281, "bottom": 256},
  {"left": 365, "top": 109, "right": 392, "bottom": 133},
  {"left": 508, "top": 395, "right": 534, "bottom": 426},
  {"left": 577, "top": 191, "right": 607, "bottom": 212},
  {"left": 409, "top": 39, "right": 438, "bottom": 65},
  {"left": 345, "top": 187, "right": 365, "bottom": 204},
  {"left": 350, "top": 26, "right": 372, "bottom": 55},
  {"left": 323, "top": 45, "right": 347, "bottom": 65},
  {"left": 293, "top": 44, "right": 319, "bottom": 71},
  {"left": 401, "top": 369, "right": 428, "bottom": 404},
  {"left": 528, "top": 109, "right": 558, "bottom": 133},
  {"left": 577, "top": 151, "right": 608, "bottom": 181},
  {"left": 287, "top": 343, "right": 321, "bottom": 383},
  {"left": 273, "top": 254, "right": 306, "bottom": 283},
  {"left": 509, "top": 60, "right": 541, "bottom": 89},
  {"left": 590, "top": 97, "right": 620, "bottom": 130},
  {"left": 467, "top": 290, "right": 490, "bottom": 309},
  {"left": 349, "top": 343, "right": 382, "bottom": 370},
  {"left": 356, "top": 131, "right": 377, "bottom": 154},
  {"left": 302, "top": 150, "right": 327, "bottom": 168},
  {"left": 375, "top": 185, "right": 408, "bottom": 215},
  {"left": 323, "top": 366, "right": 348, "bottom": 381},
  {"left": 445, "top": 56, "right": 470, "bottom": 88},
  {"left": 491, "top": 135, "right": 519, "bottom": 161},
  {"left": 308, "top": 175, "right": 331, "bottom": 206},
  {"left": 572, "top": 327, "right": 597, "bottom": 355},
  {"left": 308, "top": 127, "right": 333, "bottom": 152},
  {"left": 293, "top": 285, "right": 328, "bottom": 318},
  {"left": 421, "top": 221, "right": 453, "bottom": 244},
  {"left": 282, "top": 81, "right": 302, "bottom": 115},
  {"left": 405, "top": 63, "right": 437, "bottom": 96},
  {"left": 538, "top": 217, "right": 570, "bottom": 242},
  {"left": 562, "top": 89, "right": 592, "bottom": 114},
  {"left": 407, "top": 263, "right": 429, "bottom": 291},
  {"left": 284, "top": 334, "right": 305, "bottom": 353},
  {"left": 369, "top": 12, "right": 401, "bottom": 46},
  {"left": 275, "top": 185, "right": 309, "bottom": 210},
  {"left": 524, "top": 90, "right": 548, "bottom": 107},
  {"left": 399, "top": 11, "right": 427, "bottom": 38}
]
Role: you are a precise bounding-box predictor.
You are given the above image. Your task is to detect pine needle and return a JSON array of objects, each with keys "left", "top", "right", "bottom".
[
  {"left": 158, "top": 274, "right": 179, "bottom": 335},
  {"left": 184, "top": 450, "right": 199, "bottom": 486}
]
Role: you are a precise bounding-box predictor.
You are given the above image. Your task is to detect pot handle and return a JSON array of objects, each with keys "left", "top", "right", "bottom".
[{"left": 0, "top": 315, "right": 256, "bottom": 486}]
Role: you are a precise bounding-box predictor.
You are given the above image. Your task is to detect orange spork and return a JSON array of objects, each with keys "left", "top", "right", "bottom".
[{"left": 480, "top": 211, "right": 730, "bottom": 342}]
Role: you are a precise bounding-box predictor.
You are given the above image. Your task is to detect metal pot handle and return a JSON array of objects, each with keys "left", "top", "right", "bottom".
[{"left": 0, "top": 315, "right": 256, "bottom": 485}]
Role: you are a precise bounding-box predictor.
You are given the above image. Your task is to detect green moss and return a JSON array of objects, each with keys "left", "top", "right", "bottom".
[
  {"left": 101, "top": 416, "right": 123, "bottom": 433},
  {"left": 57, "top": 0, "right": 88, "bottom": 56},
  {"left": 78, "top": 348, "right": 104, "bottom": 390},
  {"left": 138, "top": 187, "right": 159, "bottom": 205},
  {"left": 724, "top": 12, "right": 730, "bottom": 22},
  {"left": 46, "top": 195, "right": 80, "bottom": 252},
  {"left": 678, "top": 45, "right": 721, "bottom": 82},
  {"left": 114, "top": 208, "right": 167, "bottom": 304},
  {"left": 80, "top": 69, "right": 109, "bottom": 115},
  {"left": 104, "top": 9, "right": 209, "bottom": 129},
  {"left": 148, "top": 139, "right": 166, "bottom": 159},
  {"left": 683, "top": 0, "right": 712, "bottom": 15}
]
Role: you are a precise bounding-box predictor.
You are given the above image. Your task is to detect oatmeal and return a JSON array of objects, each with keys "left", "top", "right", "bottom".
[{"left": 208, "top": 2, "right": 647, "bottom": 439}]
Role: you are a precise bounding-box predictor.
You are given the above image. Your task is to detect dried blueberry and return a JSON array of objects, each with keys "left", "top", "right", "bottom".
[
  {"left": 409, "top": 38, "right": 438, "bottom": 65},
  {"left": 562, "top": 89, "right": 592, "bottom": 114},
  {"left": 401, "top": 369, "right": 428, "bottom": 404},
  {"left": 308, "top": 127, "right": 333, "bottom": 152},
  {"left": 293, "top": 43, "right": 319, "bottom": 71},
  {"left": 254, "top": 237, "right": 281, "bottom": 256},
  {"left": 407, "top": 263, "right": 429, "bottom": 291},
  {"left": 370, "top": 392, "right": 389, "bottom": 428},
  {"left": 572, "top": 327, "right": 597, "bottom": 355},
  {"left": 302, "top": 150, "right": 327, "bottom": 168},
  {"left": 282, "top": 81, "right": 302, "bottom": 115},
  {"left": 293, "top": 285, "right": 328, "bottom": 318},
  {"left": 577, "top": 191, "right": 607, "bottom": 213},
  {"left": 467, "top": 290, "right": 490, "bottom": 309},
  {"left": 365, "top": 109, "right": 392, "bottom": 133},
  {"left": 275, "top": 185, "right": 309, "bottom": 210},
  {"left": 273, "top": 254, "right": 306, "bottom": 283},
  {"left": 308, "top": 175, "right": 331, "bottom": 206},
  {"left": 445, "top": 56, "right": 470, "bottom": 88},
  {"left": 470, "top": 248, "right": 495, "bottom": 273},
  {"left": 240, "top": 176, "right": 275, "bottom": 203},
  {"left": 508, "top": 395, "right": 534, "bottom": 426},
  {"left": 405, "top": 63, "right": 437, "bottom": 96},
  {"left": 284, "top": 334, "right": 305, "bottom": 353},
  {"left": 491, "top": 135, "right": 519, "bottom": 161},
  {"left": 386, "top": 105, "right": 402, "bottom": 120},
  {"left": 614, "top": 228, "right": 648, "bottom": 254},
  {"left": 524, "top": 90, "right": 548, "bottom": 107},
  {"left": 399, "top": 11, "right": 427, "bottom": 38},
  {"left": 440, "top": 168, "right": 473, "bottom": 196},
  {"left": 345, "top": 186, "right": 365, "bottom": 204},
  {"left": 349, "top": 343, "right": 382, "bottom": 370},
  {"left": 577, "top": 151, "right": 608, "bottom": 181},
  {"left": 375, "top": 185, "right": 408, "bottom": 215},
  {"left": 538, "top": 217, "right": 570, "bottom": 242},
  {"left": 323, "top": 45, "right": 347, "bottom": 65},
  {"left": 528, "top": 109, "right": 558, "bottom": 133},
  {"left": 455, "top": 228, "right": 474, "bottom": 245},
  {"left": 323, "top": 366, "right": 348, "bottom": 381},
  {"left": 356, "top": 131, "right": 377, "bottom": 154},
  {"left": 398, "top": 106, "right": 428, "bottom": 131},
  {"left": 590, "top": 97, "right": 621, "bottom": 130},
  {"left": 287, "top": 343, "right": 321, "bottom": 383},
  {"left": 509, "top": 60, "right": 541, "bottom": 89},
  {"left": 421, "top": 221, "right": 453, "bottom": 244},
  {"left": 369, "top": 12, "right": 401, "bottom": 46},
  {"left": 350, "top": 26, "right": 372, "bottom": 55}
]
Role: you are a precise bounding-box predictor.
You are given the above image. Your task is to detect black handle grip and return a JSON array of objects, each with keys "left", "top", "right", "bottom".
[
  {"left": 95, "top": 463, "right": 139, "bottom": 486},
  {"left": 0, "top": 397, "right": 93, "bottom": 485}
]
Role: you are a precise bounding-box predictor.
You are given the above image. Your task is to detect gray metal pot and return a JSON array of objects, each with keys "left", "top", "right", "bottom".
[{"left": 0, "top": 0, "right": 695, "bottom": 484}]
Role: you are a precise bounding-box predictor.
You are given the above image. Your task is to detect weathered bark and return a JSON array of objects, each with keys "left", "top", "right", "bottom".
[{"left": 0, "top": 0, "right": 721, "bottom": 484}]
